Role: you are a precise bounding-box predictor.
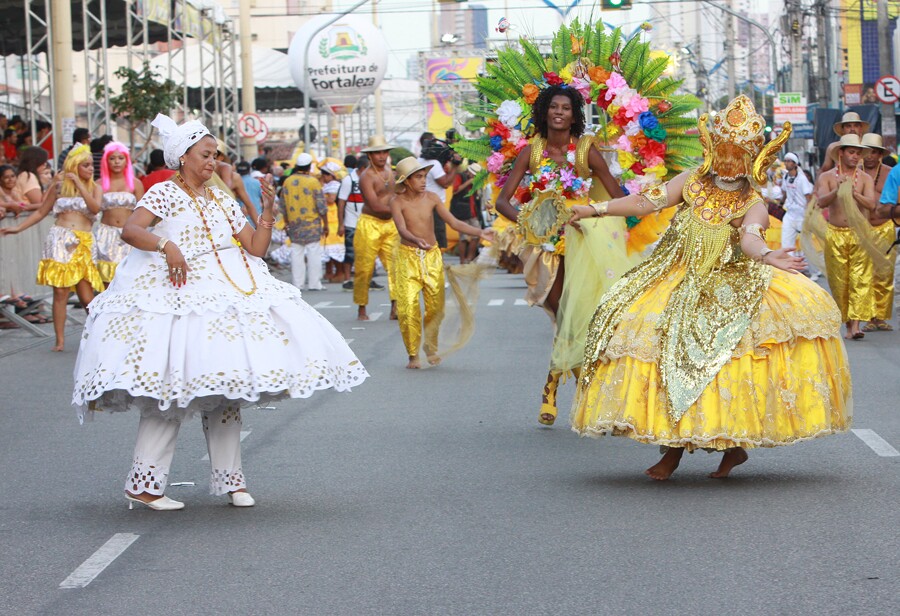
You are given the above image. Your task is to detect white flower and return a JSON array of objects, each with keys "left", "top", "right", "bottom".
[
  {"left": 509, "top": 129, "right": 523, "bottom": 143},
  {"left": 624, "top": 120, "right": 642, "bottom": 137},
  {"left": 608, "top": 157, "right": 623, "bottom": 178},
  {"left": 497, "top": 100, "right": 523, "bottom": 128},
  {"left": 541, "top": 242, "right": 556, "bottom": 252},
  {"left": 566, "top": 149, "right": 576, "bottom": 164}
]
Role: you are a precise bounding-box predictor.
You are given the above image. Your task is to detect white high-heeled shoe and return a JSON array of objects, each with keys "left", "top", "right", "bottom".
[
  {"left": 126, "top": 493, "right": 185, "bottom": 511},
  {"left": 228, "top": 491, "right": 255, "bottom": 507}
]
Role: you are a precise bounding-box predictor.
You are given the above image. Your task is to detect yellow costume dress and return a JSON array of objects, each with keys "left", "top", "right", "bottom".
[
  {"left": 37, "top": 196, "right": 104, "bottom": 291},
  {"left": 572, "top": 171, "right": 852, "bottom": 450}
]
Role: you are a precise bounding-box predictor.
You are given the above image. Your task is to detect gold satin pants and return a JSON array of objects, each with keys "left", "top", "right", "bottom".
[
  {"left": 352, "top": 213, "right": 399, "bottom": 306},
  {"left": 394, "top": 245, "right": 445, "bottom": 357},
  {"left": 825, "top": 223, "right": 874, "bottom": 321},
  {"left": 872, "top": 221, "right": 896, "bottom": 320}
]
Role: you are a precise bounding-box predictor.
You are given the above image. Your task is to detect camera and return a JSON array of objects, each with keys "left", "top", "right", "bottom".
[{"left": 421, "top": 138, "right": 463, "bottom": 166}]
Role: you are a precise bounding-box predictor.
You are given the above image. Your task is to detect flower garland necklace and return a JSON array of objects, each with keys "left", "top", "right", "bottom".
[
  {"left": 529, "top": 142, "right": 592, "bottom": 199},
  {"left": 176, "top": 174, "right": 258, "bottom": 296}
]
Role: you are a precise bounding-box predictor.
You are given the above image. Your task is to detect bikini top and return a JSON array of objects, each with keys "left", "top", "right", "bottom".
[
  {"left": 53, "top": 196, "right": 95, "bottom": 221},
  {"left": 101, "top": 191, "right": 137, "bottom": 211}
]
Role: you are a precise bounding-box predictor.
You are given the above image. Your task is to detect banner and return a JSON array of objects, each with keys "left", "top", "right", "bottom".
[
  {"left": 425, "top": 57, "right": 483, "bottom": 86},
  {"left": 427, "top": 92, "right": 454, "bottom": 136},
  {"left": 774, "top": 92, "right": 807, "bottom": 124}
]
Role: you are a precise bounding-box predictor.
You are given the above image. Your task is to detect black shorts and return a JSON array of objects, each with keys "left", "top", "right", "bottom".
[{"left": 344, "top": 226, "right": 356, "bottom": 263}]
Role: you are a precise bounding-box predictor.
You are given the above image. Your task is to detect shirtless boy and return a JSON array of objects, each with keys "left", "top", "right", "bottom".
[
  {"left": 814, "top": 133, "right": 876, "bottom": 339},
  {"left": 354, "top": 135, "right": 399, "bottom": 321},
  {"left": 390, "top": 157, "right": 494, "bottom": 369}
]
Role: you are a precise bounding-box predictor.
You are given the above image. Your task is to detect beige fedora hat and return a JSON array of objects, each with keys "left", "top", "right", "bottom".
[
  {"left": 467, "top": 162, "right": 483, "bottom": 175},
  {"left": 833, "top": 111, "right": 871, "bottom": 136},
  {"left": 860, "top": 133, "right": 886, "bottom": 152},
  {"left": 394, "top": 156, "right": 433, "bottom": 187},
  {"left": 360, "top": 135, "right": 394, "bottom": 152},
  {"left": 830, "top": 133, "right": 869, "bottom": 162}
]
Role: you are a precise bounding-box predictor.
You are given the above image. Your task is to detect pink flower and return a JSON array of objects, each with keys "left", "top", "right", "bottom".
[
  {"left": 624, "top": 95, "right": 649, "bottom": 118},
  {"left": 559, "top": 167, "right": 576, "bottom": 187},
  {"left": 643, "top": 155, "right": 664, "bottom": 169},
  {"left": 604, "top": 72, "right": 628, "bottom": 99},
  {"left": 625, "top": 179, "right": 642, "bottom": 194},
  {"left": 515, "top": 138, "right": 529, "bottom": 152},
  {"left": 571, "top": 77, "right": 592, "bottom": 102},
  {"left": 487, "top": 152, "right": 506, "bottom": 173},
  {"left": 624, "top": 120, "right": 642, "bottom": 137},
  {"left": 617, "top": 134, "right": 634, "bottom": 152}
]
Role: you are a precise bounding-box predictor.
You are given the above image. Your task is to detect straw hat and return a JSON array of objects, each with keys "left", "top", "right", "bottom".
[
  {"left": 360, "top": 135, "right": 394, "bottom": 152},
  {"left": 320, "top": 161, "right": 342, "bottom": 176},
  {"left": 394, "top": 156, "right": 433, "bottom": 187},
  {"left": 860, "top": 133, "right": 886, "bottom": 152},
  {"left": 467, "top": 162, "right": 483, "bottom": 175},
  {"left": 833, "top": 111, "right": 870, "bottom": 136},
  {"left": 830, "top": 133, "right": 869, "bottom": 162}
]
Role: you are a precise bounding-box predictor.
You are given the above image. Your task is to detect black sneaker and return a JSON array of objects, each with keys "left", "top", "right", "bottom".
[
  {"left": 369, "top": 279, "right": 385, "bottom": 290},
  {"left": 342, "top": 281, "right": 354, "bottom": 291}
]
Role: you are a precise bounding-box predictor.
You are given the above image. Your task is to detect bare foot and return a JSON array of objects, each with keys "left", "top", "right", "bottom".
[
  {"left": 709, "top": 448, "right": 748, "bottom": 478},
  {"left": 389, "top": 300, "right": 398, "bottom": 320},
  {"left": 357, "top": 307, "right": 370, "bottom": 321},
  {"left": 427, "top": 354, "right": 441, "bottom": 366},
  {"left": 645, "top": 448, "right": 684, "bottom": 481},
  {"left": 51, "top": 342, "right": 64, "bottom": 352},
  {"left": 406, "top": 356, "right": 421, "bottom": 369}
]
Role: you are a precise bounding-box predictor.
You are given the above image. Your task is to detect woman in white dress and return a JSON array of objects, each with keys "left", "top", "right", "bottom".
[{"left": 72, "top": 115, "right": 368, "bottom": 511}]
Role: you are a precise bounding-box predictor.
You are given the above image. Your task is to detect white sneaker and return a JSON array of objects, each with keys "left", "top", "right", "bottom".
[{"left": 229, "top": 492, "right": 256, "bottom": 507}]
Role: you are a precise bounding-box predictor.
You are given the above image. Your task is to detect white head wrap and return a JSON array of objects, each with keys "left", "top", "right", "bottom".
[{"left": 151, "top": 113, "right": 212, "bottom": 170}]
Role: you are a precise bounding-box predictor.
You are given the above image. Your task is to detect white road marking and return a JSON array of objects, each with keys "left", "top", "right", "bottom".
[
  {"left": 59, "top": 533, "right": 139, "bottom": 589},
  {"left": 313, "top": 301, "right": 333, "bottom": 308},
  {"left": 202, "top": 430, "right": 252, "bottom": 461},
  {"left": 352, "top": 327, "right": 365, "bottom": 330},
  {"left": 514, "top": 299, "right": 528, "bottom": 306},
  {"left": 488, "top": 299, "right": 504, "bottom": 306},
  {"left": 344, "top": 338, "right": 354, "bottom": 344},
  {"left": 852, "top": 429, "right": 900, "bottom": 457},
  {"left": 314, "top": 302, "right": 351, "bottom": 309},
  {"left": 380, "top": 303, "right": 392, "bottom": 307},
  {"left": 368, "top": 312, "right": 383, "bottom": 321}
]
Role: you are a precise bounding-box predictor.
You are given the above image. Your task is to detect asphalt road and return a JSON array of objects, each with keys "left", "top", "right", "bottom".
[{"left": 0, "top": 265, "right": 897, "bottom": 615}]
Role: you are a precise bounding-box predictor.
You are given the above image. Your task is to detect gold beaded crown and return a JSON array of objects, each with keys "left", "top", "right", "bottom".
[
  {"left": 697, "top": 95, "right": 792, "bottom": 185},
  {"left": 708, "top": 95, "right": 765, "bottom": 156}
]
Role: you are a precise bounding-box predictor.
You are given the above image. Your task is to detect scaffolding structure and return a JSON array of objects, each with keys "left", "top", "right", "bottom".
[{"left": 14, "top": 0, "right": 240, "bottom": 160}]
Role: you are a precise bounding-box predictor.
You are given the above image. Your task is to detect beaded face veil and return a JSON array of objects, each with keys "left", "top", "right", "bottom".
[{"left": 697, "top": 95, "right": 791, "bottom": 185}]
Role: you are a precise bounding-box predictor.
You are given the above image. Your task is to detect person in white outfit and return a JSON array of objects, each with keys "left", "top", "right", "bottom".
[
  {"left": 781, "top": 152, "right": 817, "bottom": 278},
  {"left": 72, "top": 116, "right": 368, "bottom": 511}
]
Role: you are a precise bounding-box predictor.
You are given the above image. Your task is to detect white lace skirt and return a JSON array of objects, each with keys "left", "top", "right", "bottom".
[{"left": 72, "top": 245, "right": 368, "bottom": 423}]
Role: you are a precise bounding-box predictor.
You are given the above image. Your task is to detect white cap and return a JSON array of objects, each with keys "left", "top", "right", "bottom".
[
  {"left": 296, "top": 153, "right": 313, "bottom": 167},
  {"left": 321, "top": 161, "right": 341, "bottom": 176},
  {"left": 784, "top": 152, "right": 800, "bottom": 164}
]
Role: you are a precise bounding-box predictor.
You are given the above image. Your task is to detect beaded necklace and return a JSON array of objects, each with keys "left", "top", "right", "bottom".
[{"left": 176, "top": 174, "right": 258, "bottom": 296}]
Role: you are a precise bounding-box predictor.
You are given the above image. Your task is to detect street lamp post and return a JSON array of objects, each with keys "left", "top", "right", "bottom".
[{"left": 302, "top": 0, "right": 373, "bottom": 153}]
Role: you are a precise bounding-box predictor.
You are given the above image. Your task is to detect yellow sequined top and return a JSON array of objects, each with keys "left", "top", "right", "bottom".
[{"left": 583, "top": 171, "right": 770, "bottom": 421}]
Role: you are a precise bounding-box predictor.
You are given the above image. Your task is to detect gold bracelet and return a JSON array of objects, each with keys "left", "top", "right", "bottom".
[
  {"left": 156, "top": 237, "right": 169, "bottom": 254},
  {"left": 591, "top": 201, "right": 609, "bottom": 217},
  {"left": 757, "top": 247, "right": 773, "bottom": 263}
]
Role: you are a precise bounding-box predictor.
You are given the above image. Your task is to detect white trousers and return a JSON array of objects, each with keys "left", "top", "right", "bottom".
[
  {"left": 126, "top": 405, "right": 246, "bottom": 497},
  {"left": 291, "top": 241, "right": 324, "bottom": 290},
  {"left": 782, "top": 213, "right": 804, "bottom": 252}
]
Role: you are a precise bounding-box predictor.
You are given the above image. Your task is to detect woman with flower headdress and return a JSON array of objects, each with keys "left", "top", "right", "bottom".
[
  {"left": 95, "top": 141, "right": 144, "bottom": 283},
  {"left": 71, "top": 114, "right": 367, "bottom": 511},
  {"left": 568, "top": 96, "right": 852, "bottom": 480},
  {"left": 494, "top": 83, "right": 635, "bottom": 427},
  {"left": 0, "top": 144, "right": 103, "bottom": 351}
]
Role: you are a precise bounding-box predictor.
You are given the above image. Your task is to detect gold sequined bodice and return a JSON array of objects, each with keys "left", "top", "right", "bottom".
[{"left": 684, "top": 174, "right": 761, "bottom": 227}]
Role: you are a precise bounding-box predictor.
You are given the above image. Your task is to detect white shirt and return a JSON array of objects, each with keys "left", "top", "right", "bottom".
[
  {"left": 782, "top": 170, "right": 814, "bottom": 217},
  {"left": 337, "top": 169, "right": 363, "bottom": 228},
  {"left": 418, "top": 157, "right": 446, "bottom": 200},
  {"left": 761, "top": 182, "right": 783, "bottom": 203}
]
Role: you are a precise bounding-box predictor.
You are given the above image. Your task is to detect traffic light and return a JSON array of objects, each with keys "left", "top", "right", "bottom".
[{"left": 602, "top": 0, "right": 633, "bottom": 9}]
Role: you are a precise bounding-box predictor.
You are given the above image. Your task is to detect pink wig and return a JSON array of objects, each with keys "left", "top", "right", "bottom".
[{"left": 100, "top": 141, "right": 134, "bottom": 192}]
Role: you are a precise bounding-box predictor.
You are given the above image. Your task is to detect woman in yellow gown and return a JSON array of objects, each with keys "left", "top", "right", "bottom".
[{"left": 568, "top": 96, "right": 852, "bottom": 480}]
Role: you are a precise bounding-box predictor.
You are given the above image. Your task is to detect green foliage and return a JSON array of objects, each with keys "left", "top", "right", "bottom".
[
  {"left": 99, "top": 62, "right": 181, "bottom": 128},
  {"left": 390, "top": 147, "right": 414, "bottom": 163},
  {"left": 521, "top": 39, "right": 548, "bottom": 78},
  {"left": 465, "top": 167, "right": 491, "bottom": 195},
  {"left": 452, "top": 138, "right": 493, "bottom": 162}
]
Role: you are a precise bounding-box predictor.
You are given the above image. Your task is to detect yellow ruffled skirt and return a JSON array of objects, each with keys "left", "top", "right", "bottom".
[
  {"left": 37, "top": 227, "right": 104, "bottom": 291},
  {"left": 572, "top": 268, "right": 852, "bottom": 450}
]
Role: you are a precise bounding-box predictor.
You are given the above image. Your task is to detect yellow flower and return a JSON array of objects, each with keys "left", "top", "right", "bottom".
[
  {"left": 643, "top": 163, "right": 668, "bottom": 178},
  {"left": 554, "top": 236, "right": 566, "bottom": 255},
  {"left": 617, "top": 150, "right": 637, "bottom": 169},
  {"left": 570, "top": 34, "right": 583, "bottom": 55},
  {"left": 559, "top": 64, "right": 574, "bottom": 83}
]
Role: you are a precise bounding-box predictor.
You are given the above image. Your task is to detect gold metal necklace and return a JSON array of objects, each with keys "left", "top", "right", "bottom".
[{"left": 176, "top": 174, "right": 258, "bottom": 296}]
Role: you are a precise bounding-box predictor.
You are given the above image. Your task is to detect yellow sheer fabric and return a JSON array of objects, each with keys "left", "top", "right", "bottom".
[
  {"left": 871, "top": 221, "right": 896, "bottom": 319},
  {"left": 824, "top": 224, "right": 875, "bottom": 322},
  {"left": 572, "top": 267, "right": 852, "bottom": 450}
]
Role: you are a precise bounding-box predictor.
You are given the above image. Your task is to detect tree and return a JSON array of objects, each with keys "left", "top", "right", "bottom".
[{"left": 96, "top": 62, "right": 182, "bottom": 155}]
